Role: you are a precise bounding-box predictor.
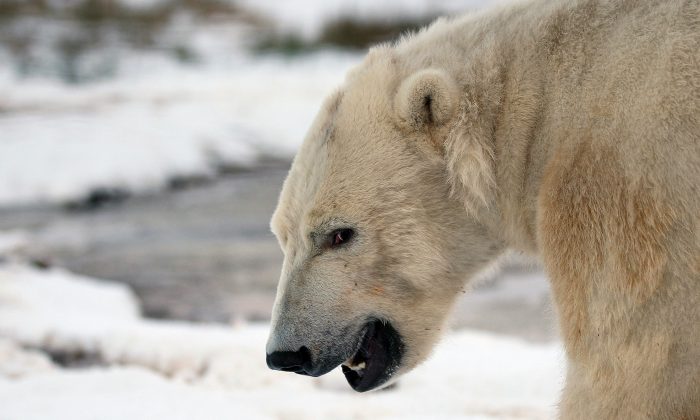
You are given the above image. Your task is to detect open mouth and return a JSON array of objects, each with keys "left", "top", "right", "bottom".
[{"left": 341, "top": 319, "right": 404, "bottom": 392}]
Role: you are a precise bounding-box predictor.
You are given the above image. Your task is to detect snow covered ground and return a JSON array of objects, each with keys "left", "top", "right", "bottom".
[
  {"left": 0, "top": 0, "right": 506, "bottom": 207},
  {"left": 0, "top": 52, "right": 358, "bottom": 206},
  {"left": 0, "top": 235, "right": 564, "bottom": 420}
]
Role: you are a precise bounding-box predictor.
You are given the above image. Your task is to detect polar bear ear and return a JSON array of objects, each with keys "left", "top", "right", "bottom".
[{"left": 394, "top": 69, "right": 459, "bottom": 131}]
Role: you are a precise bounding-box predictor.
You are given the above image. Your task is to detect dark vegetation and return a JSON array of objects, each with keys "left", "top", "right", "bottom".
[
  {"left": 46, "top": 348, "right": 106, "bottom": 369},
  {"left": 61, "top": 156, "right": 289, "bottom": 212},
  {"left": 0, "top": 0, "right": 436, "bottom": 82},
  {"left": 65, "top": 187, "right": 131, "bottom": 211},
  {"left": 0, "top": 0, "right": 256, "bottom": 82},
  {"left": 254, "top": 16, "right": 436, "bottom": 55}
]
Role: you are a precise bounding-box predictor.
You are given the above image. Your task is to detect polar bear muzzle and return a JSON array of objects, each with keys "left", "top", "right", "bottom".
[{"left": 266, "top": 318, "right": 404, "bottom": 392}]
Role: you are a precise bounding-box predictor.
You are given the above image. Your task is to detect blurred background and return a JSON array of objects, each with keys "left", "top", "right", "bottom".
[{"left": 0, "top": 0, "right": 563, "bottom": 419}]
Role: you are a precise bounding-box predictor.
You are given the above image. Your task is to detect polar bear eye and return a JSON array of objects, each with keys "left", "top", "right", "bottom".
[{"left": 329, "top": 228, "right": 354, "bottom": 248}]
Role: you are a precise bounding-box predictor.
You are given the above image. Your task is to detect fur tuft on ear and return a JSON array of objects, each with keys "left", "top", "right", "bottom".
[
  {"left": 394, "top": 69, "right": 459, "bottom": 130},
  {"left": 444, "top": 93, "right": 497, "bottom": 216}
]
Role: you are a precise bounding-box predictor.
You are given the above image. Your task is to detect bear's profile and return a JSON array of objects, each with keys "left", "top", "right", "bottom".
[{"left": 265, "top": 0, "right": 700, "bottom": 418}]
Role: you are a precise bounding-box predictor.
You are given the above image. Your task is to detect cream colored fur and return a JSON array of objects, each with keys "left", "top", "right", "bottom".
[{"left": 267, "top": 0, "right": 700, "bottom": 417}]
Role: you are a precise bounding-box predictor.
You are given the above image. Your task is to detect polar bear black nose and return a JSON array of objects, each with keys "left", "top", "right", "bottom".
[{"left": 266, "top": 346, "right": 313, "bottom": 375}]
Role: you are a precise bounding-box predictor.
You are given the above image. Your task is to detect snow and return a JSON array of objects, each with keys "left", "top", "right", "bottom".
[
  {"left": 0, "top": 0, "right": 514, "bottom": 207},
  {"left": 0, "top": 338, "right": 55, "bottom": 379},
  {"left": 0, "top": 231, "right": 30, "bottom": 258},
  {"left": 0, "top": 0, "right": 516, "bottom": 208},
  {"left": 0, "top": 257, "right": 565, "bottom": 419},
  {"left": 0, "top": 52, "right": 359, "bottom": 206}
]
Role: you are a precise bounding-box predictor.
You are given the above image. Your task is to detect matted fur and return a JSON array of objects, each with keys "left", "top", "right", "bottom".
[{"left": 267, "top": 0, "right": 700, "bottom": 418}]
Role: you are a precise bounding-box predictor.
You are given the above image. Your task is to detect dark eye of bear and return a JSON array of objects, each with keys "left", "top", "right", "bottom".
[{"left": 329, "top": 228, "right": 354, "bottom": 248}]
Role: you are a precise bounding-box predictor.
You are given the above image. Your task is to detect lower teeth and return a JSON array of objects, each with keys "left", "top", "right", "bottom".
[{"left": 344, "top": 361, "right": 366, "bottom": 371}]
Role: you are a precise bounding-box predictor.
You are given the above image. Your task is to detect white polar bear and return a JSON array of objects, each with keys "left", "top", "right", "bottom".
[{"left": 266, "top": 0, "right": 700, "bottom": 418}]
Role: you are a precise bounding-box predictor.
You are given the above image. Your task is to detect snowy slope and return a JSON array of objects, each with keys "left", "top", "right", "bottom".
[
  {"left": 0, "top": 261, "right": 564, "bottom": 419},
  {"left": 0, "top": 0, "right": 513, "bottom": 207},
  {"left": 0, "top": 52, "right": 359, "bottom": 206}
]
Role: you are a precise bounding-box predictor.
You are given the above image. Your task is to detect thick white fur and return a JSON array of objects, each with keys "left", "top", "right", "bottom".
[{"left": 268, "top": 0, "right": 700, "bottom": 417}]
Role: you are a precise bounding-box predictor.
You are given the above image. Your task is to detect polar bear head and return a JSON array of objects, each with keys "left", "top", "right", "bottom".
[{"left": 266, "top": 49, "right": 503, "bottom": 392}]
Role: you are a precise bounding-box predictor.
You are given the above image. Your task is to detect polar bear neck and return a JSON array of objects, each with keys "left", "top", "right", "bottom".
[
  {"left": 389, "top": 0, "right": 665, "bottom": 255},
  {"left": 389, "top": 2, "right": 556, "bottom": 253}
]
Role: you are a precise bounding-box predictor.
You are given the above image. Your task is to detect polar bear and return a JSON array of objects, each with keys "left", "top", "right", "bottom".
[{"left": 265, "top": 0, "right": 700, "bottom": 418}]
